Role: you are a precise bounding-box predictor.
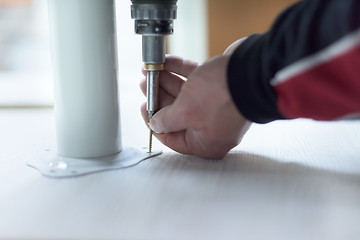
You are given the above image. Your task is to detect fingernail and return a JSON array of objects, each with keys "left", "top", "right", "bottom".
[{"left": 149, "top": 119, "right": 164, "bottom": 134}]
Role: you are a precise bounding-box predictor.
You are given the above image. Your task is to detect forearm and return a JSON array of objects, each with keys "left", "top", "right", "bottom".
[{"left": 228, "top": 0, "right": 360, "bottom": 123}]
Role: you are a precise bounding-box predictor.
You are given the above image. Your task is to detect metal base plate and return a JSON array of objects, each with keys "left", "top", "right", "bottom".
[{"left": 27, "top": 147, "right": 162, "bottom": 178}]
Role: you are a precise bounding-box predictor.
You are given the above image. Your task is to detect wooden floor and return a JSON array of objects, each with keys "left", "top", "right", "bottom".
[{"left": 0, "top": 77, "right": 360, "bottom": 240}]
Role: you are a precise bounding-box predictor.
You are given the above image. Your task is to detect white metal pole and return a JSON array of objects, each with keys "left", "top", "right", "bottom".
[{"left": 48, "top": 0, "right": 121, "bottom": 158}]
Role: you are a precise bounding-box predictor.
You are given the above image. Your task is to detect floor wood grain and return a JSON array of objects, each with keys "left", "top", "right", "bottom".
[{"left": 0, "top": 99, "right": 359, "bottom": 240}]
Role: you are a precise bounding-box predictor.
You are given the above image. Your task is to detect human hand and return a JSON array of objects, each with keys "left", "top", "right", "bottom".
[{"left": 140, "top": 41, "right": 251, "bottom": 159}]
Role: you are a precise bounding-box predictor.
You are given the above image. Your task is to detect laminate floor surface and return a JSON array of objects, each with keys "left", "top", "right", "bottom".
[{"left": 0, "top": 79, "right": 359, "bottom": 239}]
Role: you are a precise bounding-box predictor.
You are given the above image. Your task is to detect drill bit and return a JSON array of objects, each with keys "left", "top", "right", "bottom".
[
  {"left": 146, "top": 69, "right": 160, "bottom": 153},
  {"left": 148, "top": 111, "right": 154, "bottom": 153},
  {"left": 148, "top": 128, "right": 153, "bottom": 153}
]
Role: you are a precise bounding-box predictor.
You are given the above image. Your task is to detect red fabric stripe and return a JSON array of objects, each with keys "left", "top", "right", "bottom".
[{"left": 274, "top": 44, "right": 360, "bottom": 120}]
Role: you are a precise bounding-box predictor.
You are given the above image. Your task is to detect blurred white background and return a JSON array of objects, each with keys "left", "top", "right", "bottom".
[
  {"left": 0, "top": 0, "right": 52, "bottom": 106},
  {"left": 0, "top": 0, "right": 50, "bottom": 72},
  {"left": 0, "top": 0, "right": 208, "bottom": 107}
]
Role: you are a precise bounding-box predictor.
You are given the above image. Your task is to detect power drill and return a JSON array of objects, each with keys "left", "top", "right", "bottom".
[{"left": 131, "top": 0, "right": 177, "bottom": 152}]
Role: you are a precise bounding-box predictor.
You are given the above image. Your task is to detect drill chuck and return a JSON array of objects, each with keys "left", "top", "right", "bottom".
[
  {"left": 131, "top": 0, "right": 177, "bottom": 65},
  {"left": 131, "top": 0, "right": 177, "bottom": 21}
]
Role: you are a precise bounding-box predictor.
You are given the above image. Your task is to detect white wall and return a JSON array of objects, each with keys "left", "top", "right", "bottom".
[
  {"left": 115, "top": 0, "right": 142, "bottom": 73},
  {"left": 168, "top": 0, "right": 208, "bottom": 64}
]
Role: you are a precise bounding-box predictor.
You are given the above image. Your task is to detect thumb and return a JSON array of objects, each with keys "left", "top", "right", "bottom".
[{"left": 149, "top": 103, "right": 187, "bottom": 134}]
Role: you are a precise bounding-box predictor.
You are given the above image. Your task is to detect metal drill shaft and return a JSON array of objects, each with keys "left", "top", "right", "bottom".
[
  {"left": 148, "top": 107, "right": 153, "bottom": 153},
  {"left": 146, "top": 71, "right": 160, "bottom": 113},
  {"left": 147, "top": 70, "right": 160, "bottom": 153}
]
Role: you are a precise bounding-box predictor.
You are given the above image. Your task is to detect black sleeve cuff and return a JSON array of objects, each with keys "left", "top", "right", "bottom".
[{"left": 227, "top": 34, "right": 284, "bottom": 124}]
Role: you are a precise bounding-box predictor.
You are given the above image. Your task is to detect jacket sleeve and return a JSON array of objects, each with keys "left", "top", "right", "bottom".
[{"left": 227, "top": 0, "right": 360, "bottom": 123}]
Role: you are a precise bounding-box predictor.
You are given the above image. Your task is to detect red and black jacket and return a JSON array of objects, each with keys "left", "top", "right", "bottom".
[{"left": 227, "top": 0, "right": 360, "bottom": 123}]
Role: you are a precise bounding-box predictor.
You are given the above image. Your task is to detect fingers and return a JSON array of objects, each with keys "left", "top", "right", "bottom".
[
  {"left": 149, "top": 102, "right": 188, "bottom": 134},
  {"left": 141, "top": 103, "right": 193, "bottom": 155},
  {"left": 140, "top": 82, "right": 175, "bottom": 109},
  {"left": 157, "top": 71, "right": 185, "bottom": 97},
  {"left": 223, "top": 37, "right": 248, "bottom": 55},
  {"left": 152, "top": 130, "right": 192, "bottom": 156},
  {"left": 140, "top": 71, "right": 185, "bottom": 98},
  {"left": 140, "top": 102, "right": 149, "bottom": 122},
  {"left": 140, "top": 102, "right": 187, "bottom": 134},
  {"left": 142, "top": 55, "right": 198, "bottom": 78},
  {"left": 164, "top": 55, "right": 199, "bottom": 77},
  {"left": 138, "top": 55, "right": 201, "bottom": 156}
]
